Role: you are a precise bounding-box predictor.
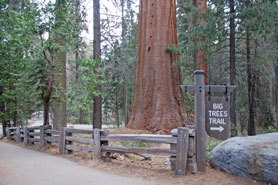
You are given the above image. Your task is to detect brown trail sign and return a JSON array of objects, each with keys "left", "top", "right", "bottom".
[
  {"left": 180, "top": 70, "right": 235, "bottom": 172},
  {"left": 206, "top": 97, "right": 230, "bottom": 140}
]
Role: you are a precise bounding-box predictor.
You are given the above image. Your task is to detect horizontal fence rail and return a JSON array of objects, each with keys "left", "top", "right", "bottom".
[{"left": 5, "top": 125, "right": 197, "bottom": 175}]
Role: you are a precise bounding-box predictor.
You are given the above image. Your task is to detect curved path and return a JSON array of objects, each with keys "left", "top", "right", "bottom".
[{"left": 0, "top": 142, "right": 154, "bottom": 185}]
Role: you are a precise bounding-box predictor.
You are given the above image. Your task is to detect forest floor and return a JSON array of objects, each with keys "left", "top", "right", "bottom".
[{"left": 0, "top": 128, "right": 267, "bottom": 185}]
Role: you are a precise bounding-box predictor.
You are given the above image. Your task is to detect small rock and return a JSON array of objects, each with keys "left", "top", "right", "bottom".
[{"left": 164, "top": 157, "right": 170, "bottom": 165}]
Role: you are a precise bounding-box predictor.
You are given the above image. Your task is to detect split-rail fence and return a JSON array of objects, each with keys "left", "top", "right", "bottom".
[{"left": 5, "top": 125, "right": 197, "bottom": 175}]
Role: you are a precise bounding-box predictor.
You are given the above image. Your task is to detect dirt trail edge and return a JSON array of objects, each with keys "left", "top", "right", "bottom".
[{"left": 0, "top": 142, "right": 154, "bottom": 185}]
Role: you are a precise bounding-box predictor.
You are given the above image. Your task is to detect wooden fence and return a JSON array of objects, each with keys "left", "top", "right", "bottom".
[{"left": 5, "top": 125, "right": 197, "bottom": 175}]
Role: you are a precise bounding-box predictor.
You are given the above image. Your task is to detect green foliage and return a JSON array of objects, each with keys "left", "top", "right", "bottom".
[
  {"left": 0, "top": 0, "right": 86, "bottom": 125},
  {"left": 67, "top": 58, "right": 105, "bottom": 124},
  {"left": 177, "top": 0, "right": 278, "bottom": 132}
]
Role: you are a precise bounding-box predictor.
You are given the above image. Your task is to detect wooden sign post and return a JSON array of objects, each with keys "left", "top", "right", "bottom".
[{"left": 180, "top": 70, "right": 235, "bottom": 172}]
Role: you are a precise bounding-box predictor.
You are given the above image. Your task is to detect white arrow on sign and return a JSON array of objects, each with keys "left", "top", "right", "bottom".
[{"left": 210, "top": 126, "right": 224, "bottom": 132}]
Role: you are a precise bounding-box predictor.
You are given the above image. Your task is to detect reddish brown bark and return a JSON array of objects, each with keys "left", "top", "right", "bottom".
[
  {"left": 127, "top": 0, "right": 187, "bottom": 133},
  {"left": 193, "top": 0, "right": 207, "bottom": 83}
]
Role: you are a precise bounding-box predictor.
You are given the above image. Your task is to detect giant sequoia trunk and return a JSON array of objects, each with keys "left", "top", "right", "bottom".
[
  {"left": 127, "top": 0, "right": 187, "bottom": 133},
  {"left": 193, "top": 0, "right": 207, "bottom": 76}
]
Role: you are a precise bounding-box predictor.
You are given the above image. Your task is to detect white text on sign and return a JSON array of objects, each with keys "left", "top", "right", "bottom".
[{"left": 209, "top": 103, "right": 227, "bottom": 125}]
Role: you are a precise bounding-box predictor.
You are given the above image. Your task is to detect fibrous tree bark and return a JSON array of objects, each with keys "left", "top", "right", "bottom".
[
  {"left": 92, "top": 0, "right": 102, "bottom": 129},
  {"left": 193, "top": 0, "right": 207, "bottom": 81},
  {"left": 53, "top": 0, "right": 67, "bottom": 130},
  {"left": 127, "top": 0, "right": 187, "bottom": 133}
]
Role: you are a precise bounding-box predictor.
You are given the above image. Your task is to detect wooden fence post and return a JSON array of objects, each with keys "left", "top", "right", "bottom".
[
  {"left": 29, "top": 128, "right": 34, "bottom": 145},
  {"left": 24, "top": 127, "right": 28, "bottom": 146},
  {"left": 66, "top": 129, "right": 72, "bottom": 154},
  {"left": 40, "top": 125, "right": 45, "bottom": 148},
  {"left": 45, "top": 126, "right": 51, "bottom": 145},
  {"left": 16, "top": 127, "right": 21, "bottom": 143},
  {"left": 59, "top": 127, "right": 66, "bottom": 154},
  {"left": 101, "top": 130, "right": 111, "bottom": 162},
  {"left": 93, "top": 129, "right": 101, "bottom": 162},
  {"left": 186, "top": 125, "right": 197, "bottom": 174},
  {"left": 194, "top": 70, "right": 206, "bottom": 172},
  {"left": 170, "top": 129, "right": 177, "bottom": 171},
  {"left": 175, "top": 127, "right": 189, "bottom": 175},
  {"left": 6, "top": 128, "right": 10, "bottom": 140}
]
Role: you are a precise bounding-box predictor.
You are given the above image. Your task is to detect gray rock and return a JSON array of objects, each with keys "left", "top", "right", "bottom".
[{"left": 209, "top": 133, "right": 278, "bottom": 185}]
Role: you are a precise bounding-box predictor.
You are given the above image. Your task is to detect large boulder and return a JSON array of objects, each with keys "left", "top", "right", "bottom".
[{"left": 209, "top": 133, "right": 278, "bottom": 185}]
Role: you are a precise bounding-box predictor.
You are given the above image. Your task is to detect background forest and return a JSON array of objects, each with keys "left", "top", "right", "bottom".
[{"left": 1, "top": 0, "right": 278, "bottom": 137}]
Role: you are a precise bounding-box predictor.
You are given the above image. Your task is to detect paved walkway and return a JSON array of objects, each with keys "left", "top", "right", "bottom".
[{"left": 0, "top": 142, "right": 154, "bottom": 185}]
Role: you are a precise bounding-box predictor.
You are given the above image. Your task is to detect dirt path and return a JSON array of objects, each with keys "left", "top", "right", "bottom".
[
  {"left": 0, "top": 140, "right": 267, "bottom": 185},
  {"left": 0, "top": 125, "right": 3, "bottom": 137},
  {"left": 0, "top": 142, "right": 154, "bottom": 185}
]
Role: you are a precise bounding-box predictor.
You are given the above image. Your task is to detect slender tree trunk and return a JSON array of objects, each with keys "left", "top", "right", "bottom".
[
  {"left": 115, "top": 88, "right": 120, "bottom": 128},
  {"left": 246, "top": 30, "right": 256, "bottom": 136},
  {"left": 123, "top": 76, "right": 129, "bottom": 127},
  {"left": 13, "top": 99, "right": 17, "bottom": 126},
  {"left": 43, "top": 64, "right": 55, "bottom": 126},
  {"left": 121, "top": 0, "right": 129, "bottom": 127},
  {"left": 275, "top": 32, "right": 278, "bottom": 127},
  {"left": 92, "top": 0, "right": 102, "bottom": 129},
  {"left": 74, "top": 0, "right": 83, "bottom": 125},
  {"left": 229, "top": 0, "right": 237, "bottom": 136},
  {"left": 43, "top": 98, "right": 50, "bottom": 126},
  {"left": 0, "top": 86, "right": 7, "bottom": 137},
  {"left": 127, "top": 0, "right": 186, "bottom": 133}
]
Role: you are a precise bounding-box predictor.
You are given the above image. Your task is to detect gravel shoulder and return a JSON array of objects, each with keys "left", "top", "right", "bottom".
[{"left": 0, "top": 141, "right": 154, "bottom": 185}]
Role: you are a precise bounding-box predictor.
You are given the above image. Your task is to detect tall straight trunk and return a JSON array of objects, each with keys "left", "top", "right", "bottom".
[
  {"left": 275, "top": 31, "right": 278, "bottom": 127},
  {"left": 0, "top": 86, "right": 7, "bottom": 137},
  {"left": 43, "top": 98, "right": 50, "bottom": 125},
  {"left": 121, "top": 0, "right": 129, "bottom": 127},
  {"left": 53, "top": 53, "right": 67, "bottom": 130},
  {"left": 13, "top": 99, "right": 17, "bottom": 126},
  {"left": 275, "top": 63, "right": 278, "bottom": 127},
  {"left": 246, "top": 30, "right": 256, "bottom": 136},
  {"left": 229, "top": 0, "right": 237, "bottom": 136},
  {"left": 115, "top": 88, "right": 120, "bottom": 127},
  {"left": 123, "top": 76, "right": 129, "bottom": 127},
  {"left": 53, "top": 0, "right": 67, "bottom": 130},
  {"left": 74, "top": 0, "right": 83, "bottom": 125},
  {"left": 92, "top": 0, "right": 102, "bottom": 129},
  {"left": 127, "top": 0, "right": 186, "bottom": 133}
]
